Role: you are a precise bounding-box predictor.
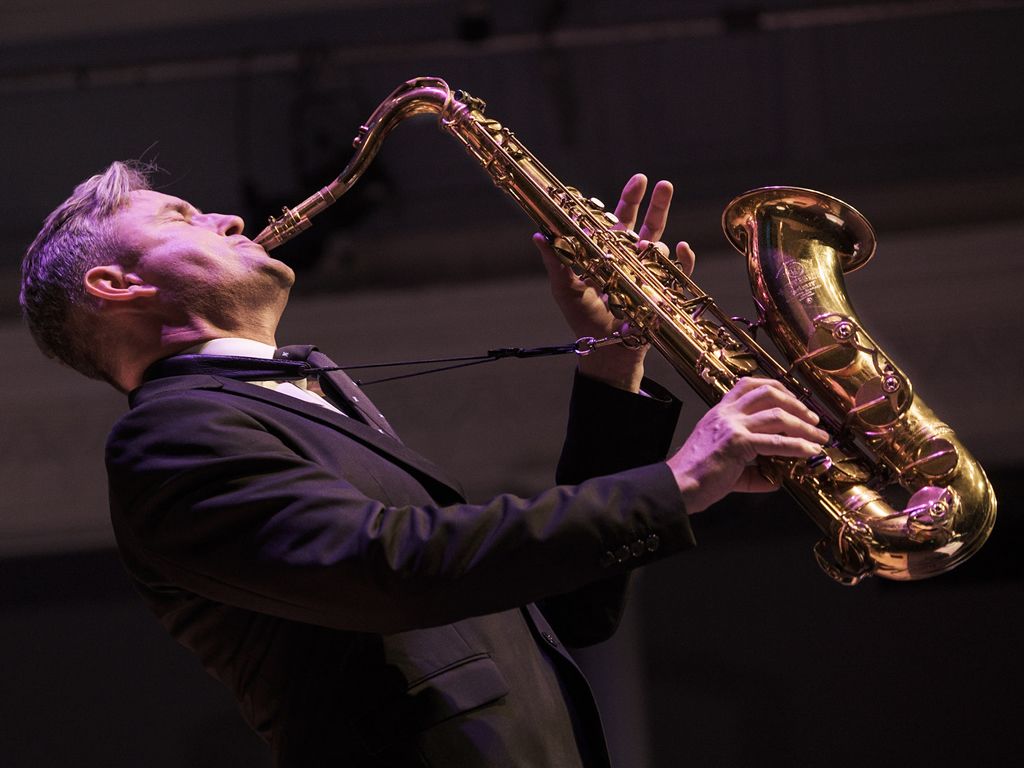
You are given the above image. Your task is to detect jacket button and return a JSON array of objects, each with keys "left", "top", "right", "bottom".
[
  {"left": 646, "top": 534, "right": 660, "bottom": 552},
  {"left": 542, "top": 632, "right": 559, "bottom": 647}
]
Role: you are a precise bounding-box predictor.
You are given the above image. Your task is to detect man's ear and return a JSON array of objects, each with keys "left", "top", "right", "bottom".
[{"left": 84, "top": 266, "right": 157, "bottom": 302}]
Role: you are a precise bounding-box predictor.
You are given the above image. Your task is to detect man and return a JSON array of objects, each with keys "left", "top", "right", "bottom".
[{"left": 20, "top": 162, "right": 827, "bottom": 766}]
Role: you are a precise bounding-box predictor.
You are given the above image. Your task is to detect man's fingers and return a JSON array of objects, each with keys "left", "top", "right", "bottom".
[
  {"left": 637, "top": 239, "right": 671, "bottom": 259},
  {"left": 728, "top": 376, "right": 788, "bottom": 393},
  {"left": 533, "top": 232, "right": 566, "bottom": 277},
  {"left": 729, "top": 379, "right": 818, "bottom": 423},
  {"left": 613, "top": 174, "right": 648, "bottom": 232},
  {"left": 745, "top": 432, "right": 826, "bottom": 459},
  {"left": 745, "top": 408, "right": 831, "bottom": 444},
  {"left": 724, "top": 378, "right": 794, "bottom": 415},
  {"left": 676, "top": 242, "right": 695, "bottom": 276},
  {"left": 637, "top": 180, "right": 673, "bottom": 243}
]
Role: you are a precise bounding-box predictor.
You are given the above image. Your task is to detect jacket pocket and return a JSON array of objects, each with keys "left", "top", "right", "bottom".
[
  {"left": 406, "top": 653, "right": 510, "bottom": 730},
  {"left": 357, "top": 653, "right": 510, "bottom": 761}
]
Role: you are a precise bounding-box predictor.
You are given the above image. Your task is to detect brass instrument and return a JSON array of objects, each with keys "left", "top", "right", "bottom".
[{"left": 255, "top": 77, "right": 996, "bottom": 584}]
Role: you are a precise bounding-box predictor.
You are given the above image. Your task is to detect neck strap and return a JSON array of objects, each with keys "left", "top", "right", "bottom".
[{"left": 142, "top": 354, "right": 312, "bottom": 383}]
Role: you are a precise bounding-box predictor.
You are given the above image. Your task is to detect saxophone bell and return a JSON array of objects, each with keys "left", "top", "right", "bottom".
[{"left": 724, "top": 187, "right": 996, "bottom": 582}]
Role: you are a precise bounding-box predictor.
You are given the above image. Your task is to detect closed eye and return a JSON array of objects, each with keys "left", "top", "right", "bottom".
[{"left": 161, "top": 201, "right": 203, "bottom": 222}]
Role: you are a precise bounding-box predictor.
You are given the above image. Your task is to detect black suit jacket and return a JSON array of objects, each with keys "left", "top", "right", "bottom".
[{"left": 106, "top": 367, "right": 694, "bottom": 766}]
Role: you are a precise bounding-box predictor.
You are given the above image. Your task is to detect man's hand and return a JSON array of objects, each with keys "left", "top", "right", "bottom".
[
  {"left": 669, "top": 378, "right": 830, "bottom": 514},
  {"left": 533, "top": 173, "right": 695, "bottom": 393}
]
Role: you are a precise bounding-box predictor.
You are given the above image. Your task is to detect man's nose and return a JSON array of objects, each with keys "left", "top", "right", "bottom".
[{"left": 203, "top": 212, "right": 245, "bottom": 235}]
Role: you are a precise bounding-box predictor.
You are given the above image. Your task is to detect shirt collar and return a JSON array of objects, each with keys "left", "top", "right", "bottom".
[
  {"left": 183, "top": 337, "right": 277, "bottom": 359},
  {"left": 179, "top": 338, "right": 309, "bottom": 391}
]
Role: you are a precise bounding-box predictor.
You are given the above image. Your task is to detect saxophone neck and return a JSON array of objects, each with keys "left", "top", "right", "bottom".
[{"left": 254, "top": 77, "right": 469, "bottom": 251}]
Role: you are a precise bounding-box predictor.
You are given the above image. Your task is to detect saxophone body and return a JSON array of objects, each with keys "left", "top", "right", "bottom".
[{"left": 255, "top": 77, "right": 996, "bottom": 584}]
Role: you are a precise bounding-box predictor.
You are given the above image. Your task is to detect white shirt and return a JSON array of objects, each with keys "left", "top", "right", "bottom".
[{"left": 185, "top": 337, "right": 344, "bottom": 415}]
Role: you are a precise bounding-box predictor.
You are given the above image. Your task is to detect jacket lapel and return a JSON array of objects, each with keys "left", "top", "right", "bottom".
[{"left": 130, "top": 374, "right": 466, "bottom": 501}]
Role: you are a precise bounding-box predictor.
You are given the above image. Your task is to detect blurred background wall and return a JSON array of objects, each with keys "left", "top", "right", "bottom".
[{"left": 2, "top": 1, "right": 1022, "bottom": 766}]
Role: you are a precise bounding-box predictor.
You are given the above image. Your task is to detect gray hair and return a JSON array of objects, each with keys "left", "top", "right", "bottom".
[{"left": 20, "top": 161, "right": 153, "bottom": 383}]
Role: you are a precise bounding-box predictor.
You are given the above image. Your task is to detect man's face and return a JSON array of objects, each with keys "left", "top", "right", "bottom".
[{"left": 109, "top": 190, "right": 295, "bottom": 334}]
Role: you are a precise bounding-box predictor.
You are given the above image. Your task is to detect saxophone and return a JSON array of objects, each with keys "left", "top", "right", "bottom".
[{"left": 255, "top": 77, "right": 996, "bottom": 585}]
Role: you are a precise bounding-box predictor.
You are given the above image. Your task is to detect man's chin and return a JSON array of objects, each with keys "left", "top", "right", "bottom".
[
  {"left": 260, "top": 258, "right": 296, "bottom": 289},
  {"left": 278, "top": 264, "right": 297, "bottom": 289}
]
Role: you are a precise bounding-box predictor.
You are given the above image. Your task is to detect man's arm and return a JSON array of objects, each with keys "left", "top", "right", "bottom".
[
  {"left": 538, "top": 372, "right": 684, "bottom": 647},
  {"left": 107, "top": 390, "right": 693, "bottom": 636}
]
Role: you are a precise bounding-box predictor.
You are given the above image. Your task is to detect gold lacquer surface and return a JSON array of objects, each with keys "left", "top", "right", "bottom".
[
  {"left": 725, "top": 188, "right": 996, "bottom": 583},
  {"left": 256, "top": 79, "right": 996, "bottom": 584}
]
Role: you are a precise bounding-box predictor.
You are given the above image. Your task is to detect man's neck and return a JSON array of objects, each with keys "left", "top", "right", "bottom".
[{"left": 118, "top": 334, "right": 278, "bottom": 393}]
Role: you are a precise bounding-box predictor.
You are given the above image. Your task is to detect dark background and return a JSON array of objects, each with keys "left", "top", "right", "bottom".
[{"left": 2, "top": 1, "right": 1022, "bottom": 766}]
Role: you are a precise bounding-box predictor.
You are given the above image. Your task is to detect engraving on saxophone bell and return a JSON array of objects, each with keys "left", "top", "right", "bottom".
[{"left": 776, "top": 259, "right": 821, "bottom": 306}]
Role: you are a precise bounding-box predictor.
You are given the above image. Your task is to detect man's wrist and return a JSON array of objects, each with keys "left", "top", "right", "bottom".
[{"left": 576, "top": 348, "right": 647, "bottom": 393}]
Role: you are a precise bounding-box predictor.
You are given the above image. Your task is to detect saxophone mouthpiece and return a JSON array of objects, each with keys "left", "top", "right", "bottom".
[{"left": 254, "top": 206, "right": 315, "bottom": 252}]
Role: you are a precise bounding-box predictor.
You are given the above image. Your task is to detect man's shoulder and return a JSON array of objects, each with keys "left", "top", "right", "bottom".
[
  {"left": 126, "top": 373, "right": 227, "bottom": 407},
  {"left": 114, "top": 376, "right": 225, "bottom": 429},
  {"left": 109, "top": 376, "right": 267, "bottom": 448},
  {"left": 124, "top": 374, "right": 299, "bottom": 413}
]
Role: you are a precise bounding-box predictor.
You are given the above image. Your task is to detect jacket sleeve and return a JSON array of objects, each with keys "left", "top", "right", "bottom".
[
  {"left": 106, "top": 386, "right": 693, "bottom": 635},
  {"left": 539, "top": 372, "right": 690, "bottom": 647}
]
